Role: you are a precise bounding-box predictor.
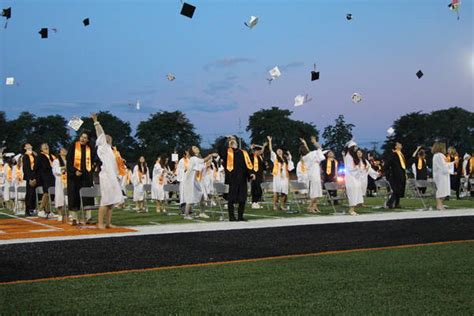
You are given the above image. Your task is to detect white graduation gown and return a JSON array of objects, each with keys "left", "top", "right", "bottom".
[
  {"left": 151, "top": 162, "right": 166, "bottom": 201},
  {"left": 132, "top": 165, "right": 150, "bottom": 202},
  {"left": 183, "top": 156, "right": 205, "bottom": 204},
  {"left": 433, "top": 153, "right": 452, "bottom": 198},
  {"left": 270, "top": 151, "right": 294, "bottom": 194},
  {"left": 344, "top": 154, "right": 365, "bottom": 207},
  {"left": 176, "top": 158, "right": 187, "bottom": 204},
  {"left": 301, "top": 149, "right": 326, "bottom": 198},
  {"left": 296, "top": 160, "right": 309, "bottom": 194},
  {"left": 97, "top": 134, "right": 124, "bottom": 206},
  {"left": 2, "top": 165, "right": 12, "bottom": 201},
  {"left": 52, "top": 159, "right": 66, "bottom": 208}
]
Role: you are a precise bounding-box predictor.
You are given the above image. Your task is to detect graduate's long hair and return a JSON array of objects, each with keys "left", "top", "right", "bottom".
[
  {"left": 357, "top": 149, "right": 368, "bottom": 167},
  {"left": 137, "top": 156, "right": 148, "bottom": 174},
  {"left": 345, "top": 145, "right": 360, "bottom": 166},
  {"left": 159, "top": 155, "right": 168, "bottom": 169}
]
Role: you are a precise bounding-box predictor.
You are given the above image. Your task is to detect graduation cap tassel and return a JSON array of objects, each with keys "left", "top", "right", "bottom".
[{"left": 4, "top": 21, "right": 7, "bottom": 29}]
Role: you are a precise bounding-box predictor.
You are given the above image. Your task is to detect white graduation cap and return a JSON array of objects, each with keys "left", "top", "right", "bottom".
[
  {"left": 351, "top": 92, "right": 362, "bottom": 103},
  {"left": 166, "top": 73, "right": 176, "bottom": 81},
  {"left": 345, "top": 140, "right": 358, "bottom": 148},
  {"left": 171, "top": 153, "right": 179, "bottom": 162},
  {"left": 294, "top": 94, "right": 313, "bottom": 107},
  {"left": 3, "top": 152, "right": 14, "bottom": 158},
  {"left": 269, "top": 66, "right": 281, "bottom": 79},
  {"left": 5, "top": 77, "right": 14, "bottom": 85},
  {"left": 136, "top": 100, "right": 140, "bottom": 110},
  {"left": 387, "top": 127, "right": 395, "bottom": 136},
  {"left": 13, "top": 153, "right": 22, "bottom": 163},
  {"left": 68, "top": 116, "right": 84, "bottom": 131},
  {"left": 244, "top": 16, "right": 259, "bottom": 29}
]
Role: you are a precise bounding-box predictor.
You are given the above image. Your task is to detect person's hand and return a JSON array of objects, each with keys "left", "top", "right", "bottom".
[
  {"left": 91, "top": 113, "right": 98, "bottom": 122},
  {"left": 29, "top": 179, "right": 36, "bottom": 187},
  {"left": 263, "top": 142, "right": 268, "bottom": 147},
  {"left": 299, "top": 138, "right": 306, "bottom": 144},
  {"left": 250, "top": 174, "right": 256, "bottom": 180},
  {"left": 76, "top": 171, "right": 82, "bottom": 176},
  {"left": 267, "top": 136, "right": 272, "bottom": 142},
  {"left": 310, "top": 136, "right": 318, "bottom": 144}
]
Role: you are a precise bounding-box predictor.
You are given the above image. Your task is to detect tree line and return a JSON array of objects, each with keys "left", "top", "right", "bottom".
[{"left": 0, "top": 106, "right": 472, "bottom": 166}]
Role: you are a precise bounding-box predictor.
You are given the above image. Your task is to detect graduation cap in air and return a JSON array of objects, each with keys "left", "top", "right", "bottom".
[
  {"left": 244, "top": 16, "right": 259, "bottom": 29},
  {"left": 83, "top": 18, "right": 90, "bottom": 26},
  {"left": 311, "top": 64, "right": 320, "bottom": 81},
  {"left": 5, "top": 77, "right": 15, "bottom": 85},
  {"left": 346, "top": 13, "right": 352, "bottom": 20},
  {"left": 180, "top": 2, "right": 196, "bottom": 19},
  {"left": 39, "top": 28, "right": 48, "bottom": 38},
  {"left": 2, "top": 7, "right": 11, "bottom": 28},
  {"left": 416, "top": 70, "right": 424, "bottom": 79},
  {"left": 167, "top": 73, "right": 176, "bottom": 81}
]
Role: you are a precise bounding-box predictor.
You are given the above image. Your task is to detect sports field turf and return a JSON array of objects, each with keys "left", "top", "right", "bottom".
[{"left": 1, "top": 242, "right": 473, "bottom": 314}]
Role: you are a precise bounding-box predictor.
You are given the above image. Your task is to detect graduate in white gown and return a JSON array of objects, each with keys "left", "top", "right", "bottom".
[
  {"left": 431, "top": 142, "right": 455, "bottom": 210},
  {"left": 92, "top": 113, "right": 124, "bottom": 229},
  {"left": 52, "top": 148, "right": 68, "bottom": 222},
  {"left": 152, "top": 155, "right": 168, "bottom": 213},
  {"left": 299, "top": 136, "right": 326, "bottom": 213},
  {"left": 12, "top": 156, "right": 25, "bottom": 214},
  {"left": 132, "top": 156, "right": 150, "bottom": 211},
  {"left": 2, "top": 158, "right": 14, "bottom": 210},
  {"left": 357, "top": 149, "right": 379, "bottom": 198},
  {"left": 344, "top": 141, "right": 380, "bottom": 216},
  {"left": 296, "top": 158, "right": 309, "bottom": 195},
  {"left": 183, "top": 146, "right": 217, "bottom": 219},
  {"left": 267, "top": 136, "right": 294, "bottom": 211},
  {"left": 176, "top": 152, "right": 189, "bottom": 214}
]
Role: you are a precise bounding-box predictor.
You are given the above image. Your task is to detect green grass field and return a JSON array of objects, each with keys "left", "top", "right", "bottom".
[
  {"left": 1, "top": 195, "right": 473, "bottom": 226},
  {"left": 1, "top": 242, "right": 473, "bottom": 314}
]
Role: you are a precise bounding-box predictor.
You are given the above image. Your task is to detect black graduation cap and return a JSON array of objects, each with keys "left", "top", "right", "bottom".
[
  {"left": 416, "top": 70, "right": 424, "bottom": 79},
  {"left": 180, "top": 2, "right": 196, "bottom": 19},
  {"left": 83, "top": 18, "right": 90, "bottom": 26},
  {"left": 311, "top": 71, "right": 320, "bottom": 81},
  {"left": 39, "top": 28, "right": 48, "bottom": 38},
  {"left": 2, "top": 7, "right": 11, "bottom": 19},
  {"left": 346, "top": 13, "right": 352, "bottom": 20}
]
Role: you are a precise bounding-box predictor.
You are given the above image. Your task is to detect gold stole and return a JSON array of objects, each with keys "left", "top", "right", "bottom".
[
  {"left": 273, "top": 159, "right": 288, "bottom": 177},
  {"left": 226, "top": 148, "right": 253, "bottom": 172},
  {"left": 300, "top": 160, "right": 306, "bottom": 173},
  {"left": 253, "top": 154, "right": 259, "bottom": 172},
  {"left": 16, "top": 168, "right": 23, "bottom": 181},
  {"left": 395, "top": 150, "right": 406, "bottom": 169},
  {"left": 41, "top": 152, "right": 56, "bottom": 167},
  {"left": 417, "top": 158, "right": 424, "bottom": 170},
  {"left": 470, "top": 158, "right": 474, "bottom": 173},
  {"left": 73, "top": 142, "right": 91, "bottom": 172},
  {"left": 26, "top": 153, "right": 35, "bottom": 170},
  {"left": 113, "top": 147, "right": 126, "bottom": 176},
  {"left": 326, "top": 158, "right": 337, "bottom": 175},
  {"left": 6, "top": 165, "right": 12, "bottom": 182}
]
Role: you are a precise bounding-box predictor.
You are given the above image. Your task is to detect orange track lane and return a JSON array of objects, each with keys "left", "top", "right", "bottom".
[{"left": 0, "top": 217, "right": 135, "bottom": 240}]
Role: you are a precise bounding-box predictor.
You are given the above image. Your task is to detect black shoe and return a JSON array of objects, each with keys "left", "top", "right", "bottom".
[
  {"left": 229, "top": 217, "right": 237, "bottom": 222},
  {"left": 237, "top": 217, "right": 247, "bottom": 222}
]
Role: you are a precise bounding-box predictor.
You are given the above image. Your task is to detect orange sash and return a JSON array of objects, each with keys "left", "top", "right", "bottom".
[
  {"left": 6, "top": 165, "right": 12, "bottom": 182},
  {"left": 253, "top": 154, "right": 259, "bottom": 172},
  {"left": 272, "top": 159, "right": 289, "bottom": 177},
  {"left": 470, "top": 158, "right": 474, "bottom": 174},
  {"left": 73, "top": 142, "right": 92, "bottom": 172},
  {"left": 300, "top": 160, "right": 306, "bottom": 173},
  {"left": 113, "top": 147, "right": 126, "bottom": 177},
  {"left": 16, "top": 168, "right": 23, "bottom": 181},
  {"left": 41, "top": 152, "right": 56, "bottom": 167},
  {"left": 196, "top": 170, "right": 202, "bottom": 181},
  {"left": 417, "top": 158, "right": 425, "bottom": 170},
  {"left": 395, "top": 150, "right": 406, "bottom": 170},
  {"left": 226, "top": 148, "right": 253, "bottom": 172},
  {"left": 326, "top": 158, "right": 338, "bottom": 175},
  {"left": 26, "top": 153, "right": 35, "bottom": 171}
]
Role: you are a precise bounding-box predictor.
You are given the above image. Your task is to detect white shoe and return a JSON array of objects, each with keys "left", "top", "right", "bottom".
[
  {"left": 38, "top": 210, "right": 47, "bottom": 218},
  {"left": 198, "top": 213, "right": 210, "bottom": 219},
  {"left": 251, "top": 202, "right": 262, "bottom": 209},
  {"left": 57, "top": 215, "right": 63, "bottom": 222},
  {"left": 183, "top": 215, "right": 193, "bottom": 220}
]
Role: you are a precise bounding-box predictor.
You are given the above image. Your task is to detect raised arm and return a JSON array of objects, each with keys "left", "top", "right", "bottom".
[
  {"left": 412, "top": 145, "right": 421, "bottom": 158},
  {"left": 267, "top": 136, "right": 273, "bottom": 153},
  {"left": 91, "top": 113, "right": 105, "bottom": 138}
]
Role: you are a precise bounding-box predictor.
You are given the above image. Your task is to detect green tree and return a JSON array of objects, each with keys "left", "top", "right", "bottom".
[
  {"left": 4, "top": 112, "right": 36, "bottom": 153},
  {"left": 382, "top": 107, "right": 474, "bottom": 160},
  {"left": 322, "top": 115, "right": 355, "bottom": 160},
  {"left": 246, "top": 107, "right": 319, "bottom": 159},
  {"left": 136, "top": 111, "right": 201, "bottom": 164},
  {"left": 79, "top": 111, "right": 138, "bottom": 162}
]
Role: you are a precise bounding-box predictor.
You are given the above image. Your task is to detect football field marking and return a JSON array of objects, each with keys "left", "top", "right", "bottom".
[
  {"left": 1, "top": 239, "right": 472, "bottom": 286},
  {"left": 0, "top": 212, "right": 63, "bottom": 231}
]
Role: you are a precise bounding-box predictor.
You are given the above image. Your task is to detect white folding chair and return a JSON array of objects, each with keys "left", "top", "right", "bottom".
[
  {"left": 79, "top": 186, "right": 101, "bottom": 224},
  {"left": 212, "top": 182, "right": 229, "bottom": 221},
  {"left": 324, "top": 182, "right": 346, "bottom": 214},
  {"left": 143, "top": 184, "right": 152, "bottom": 213}
]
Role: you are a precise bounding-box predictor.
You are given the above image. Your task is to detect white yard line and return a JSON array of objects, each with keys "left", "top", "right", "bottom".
[{"left": 0, "top": 212, "right": 63, "bottom": 231}]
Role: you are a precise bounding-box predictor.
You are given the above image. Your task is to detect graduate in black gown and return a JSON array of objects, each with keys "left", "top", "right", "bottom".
[
  {"left": 411, "top": 146, "right": 429, "bottom": 194},
  {"left": 21, "top": 143, "right": 37, "bottom": 216},
  {"left": 35, "top": 143, "right": 56, "bottom": 217},
  {"left": 385, "top": 142, "right": 407, "bottom": 208},
  {"left": 250, "top": 143, "right": 266, "bottom": 209},
  {"left": 321, "top": 150, "right": 338, "bottom": 202},
  {"left": 366, "top": 152, "right": 380, "bottom": 197},
  {"left": 446, "top": 146, "right": 461, "bottom": 199},
  {"left": 66, "top": 130, "right": 96, "bottom": 225},
  {"left": 219, "top": 136, "right": 255, "bottom": 221}
]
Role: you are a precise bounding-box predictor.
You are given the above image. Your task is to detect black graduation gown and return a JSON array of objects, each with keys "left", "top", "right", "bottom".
[
  {"left": 220, "top": 148, "right": 252, "bottom": 203},
  {"left": 385, "top": 152, "right": 407, "bottom": 197},
  {"left": 252, "top": 154, "right": 265, "bottom": 182},
  {"left": 66, "top": 143, "right": 96, "bottom": 211},
  {"left": 35, "top": 153, "right": 55, "bottom": 191},
  {"left": 412, "top": 157, "right": 428, "bottom": 180},
  {"left": 22, "top": 154, "right": 37, "bottom": 212},
  {"left": 321, "top": 159, "right": 338, "bottom": 183}
]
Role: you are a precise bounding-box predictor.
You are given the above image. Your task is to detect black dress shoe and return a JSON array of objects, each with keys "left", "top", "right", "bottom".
[{"left": 237, "top": 217, "right": 247, "bottom": 222}]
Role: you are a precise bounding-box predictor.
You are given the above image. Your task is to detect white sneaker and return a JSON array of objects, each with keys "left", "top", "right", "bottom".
[
  {"left": 183, "top": 215, "right": 193, "bottom": 220},
  {"left": 198, "top": 213, "right": 210, "bottom": 219},
  {"left": 38, "top": 210, "right": 47, "bottom": 218},
  {"left": 252, "top": 202, "right": 262, "bottom": 209}
]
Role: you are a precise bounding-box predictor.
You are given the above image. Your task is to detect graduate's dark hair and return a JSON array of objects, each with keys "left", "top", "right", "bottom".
[
  {"left": 159, "top": 155, "right": 168, "bottom": 168},
  {"left": 21, "top": 143, "right": 30, "bottom": 154},
  {"left": 188, "top": 147, "right": 197, "bottom": 157},
  {"left": 137, "top": 156, "right": 148, "bottom": 173},
  {"left": 299, "top": 144, "right": 309, "bottom": 157},
  {"left": 357, "top": 149, "right": 368, "bottom": 167},
  {"left": 345, "top": 145, "right": 360, "bottom": 165},
  {"left": 78, "top": 129, "right": 91, "bottom": 140}
]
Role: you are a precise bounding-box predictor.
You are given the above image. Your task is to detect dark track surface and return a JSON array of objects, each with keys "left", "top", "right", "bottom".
[{"left": 1, "top": 216, "right": 473, "bottom": 283}]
